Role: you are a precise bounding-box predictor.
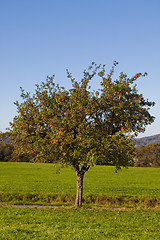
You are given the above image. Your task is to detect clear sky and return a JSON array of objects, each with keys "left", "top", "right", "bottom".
[{"left": 0, "top": 0, "right": 159, "bottom": 137}]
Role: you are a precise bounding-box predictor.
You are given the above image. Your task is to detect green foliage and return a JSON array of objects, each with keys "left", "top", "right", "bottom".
[
  {"left": 1, "top": 207, "right": 160, "bottom": 239},
  {"left": 135, "top": 143, "right": 160, "bottom": 167},
  {"left": 10, "top": 62, "right": 154, "bottom": 172}
]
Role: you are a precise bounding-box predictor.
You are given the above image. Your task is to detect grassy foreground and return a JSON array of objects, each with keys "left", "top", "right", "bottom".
[
  {"left": 1, "top": 206, "right": 160, "bottom": 239},
  {"left": 0, "top": 162, "right": 160, "bottom": 206},
  {"left": 1, "top": 162, "right": 160, "bottom": 239}
]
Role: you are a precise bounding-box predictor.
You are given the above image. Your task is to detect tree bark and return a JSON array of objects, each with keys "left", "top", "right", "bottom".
[{"left": 75, "top": 171, "right": 84, "bottom": 207}]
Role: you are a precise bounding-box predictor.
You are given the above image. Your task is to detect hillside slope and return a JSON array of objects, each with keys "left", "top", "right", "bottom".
[{"left": 135, "top": 134, "right": 160, "bottom": 147}]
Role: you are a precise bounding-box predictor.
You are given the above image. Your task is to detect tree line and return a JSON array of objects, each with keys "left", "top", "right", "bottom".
[
  {"left": 135, "top": 143, "right": 160, "bottom": 167},
  {"left": 1, "top": 136, "right": 160, "bottom": 167},
  {"left": 0, "top": 132, "right": 30, "bottom": 162}
]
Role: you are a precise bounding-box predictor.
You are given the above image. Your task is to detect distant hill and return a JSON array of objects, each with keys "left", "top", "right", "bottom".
[
  {"left": 135, "top": 134, "right": 160, "bottom": 147},
  {"left": 0, "top": 132, "right": 11, "bottom": 144}
]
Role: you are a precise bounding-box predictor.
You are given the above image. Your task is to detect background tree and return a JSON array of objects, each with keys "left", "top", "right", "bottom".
[
  {"left": 135, "top": 143, "right": 160, "bottom": 167},
  {"left": 0, "top": 142, "right": 14, "bottom": 162},
  {"left": 10, "top": 62, "right": 155, "bottom": 207},
  {"left": 0, "top": 132, "right": 31, "bottom": 162}
]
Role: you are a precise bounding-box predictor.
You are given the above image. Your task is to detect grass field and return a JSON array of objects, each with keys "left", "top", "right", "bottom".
[
  {"left": 0, "top": 206, "right": 160, "bottom": 239},
  {"left": 1, "top": 162, "right": 160, "bottom": 239},
  {"left": 0, "top": 162, "right": 160, "bottom": 206}
]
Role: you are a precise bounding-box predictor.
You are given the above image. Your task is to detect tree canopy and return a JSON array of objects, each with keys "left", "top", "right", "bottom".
[{"left": 10, "top": 61, "right": 155, "bottom": 206}]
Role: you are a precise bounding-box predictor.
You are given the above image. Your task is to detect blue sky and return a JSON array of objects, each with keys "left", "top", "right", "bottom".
[{"left": 0, "top": 0, "right": 159, "bottom": 137}]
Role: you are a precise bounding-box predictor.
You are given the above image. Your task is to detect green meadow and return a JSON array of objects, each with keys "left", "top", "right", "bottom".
[
  {"left": 1, "top": 162, "right": 160, "bottom": 239},
  {"left": 0, "top": 162, "right": 160, "bottom": 206},
  {"left": 1, "top": 206, "right": 160, "bottom": 239}
]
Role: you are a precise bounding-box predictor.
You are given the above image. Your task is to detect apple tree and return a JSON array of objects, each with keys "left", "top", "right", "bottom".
[{"left": 10, "top": 62, "right": 155, "bottom": 207}]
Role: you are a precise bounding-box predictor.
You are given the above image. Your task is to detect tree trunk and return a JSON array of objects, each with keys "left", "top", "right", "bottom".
[{"left": 75, "top": 171, "right": 84, "bottom": 207}]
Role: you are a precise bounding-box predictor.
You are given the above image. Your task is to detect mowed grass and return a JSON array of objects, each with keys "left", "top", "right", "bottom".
[
  {"left": 1, "top": 162, "right": 160, "bottom": 239},
  {"left": 0, "top": 162, "right": 160, "bottom": 205},
  {"left": 1, "top": 206, "right": 160, "bottom": 239}
]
